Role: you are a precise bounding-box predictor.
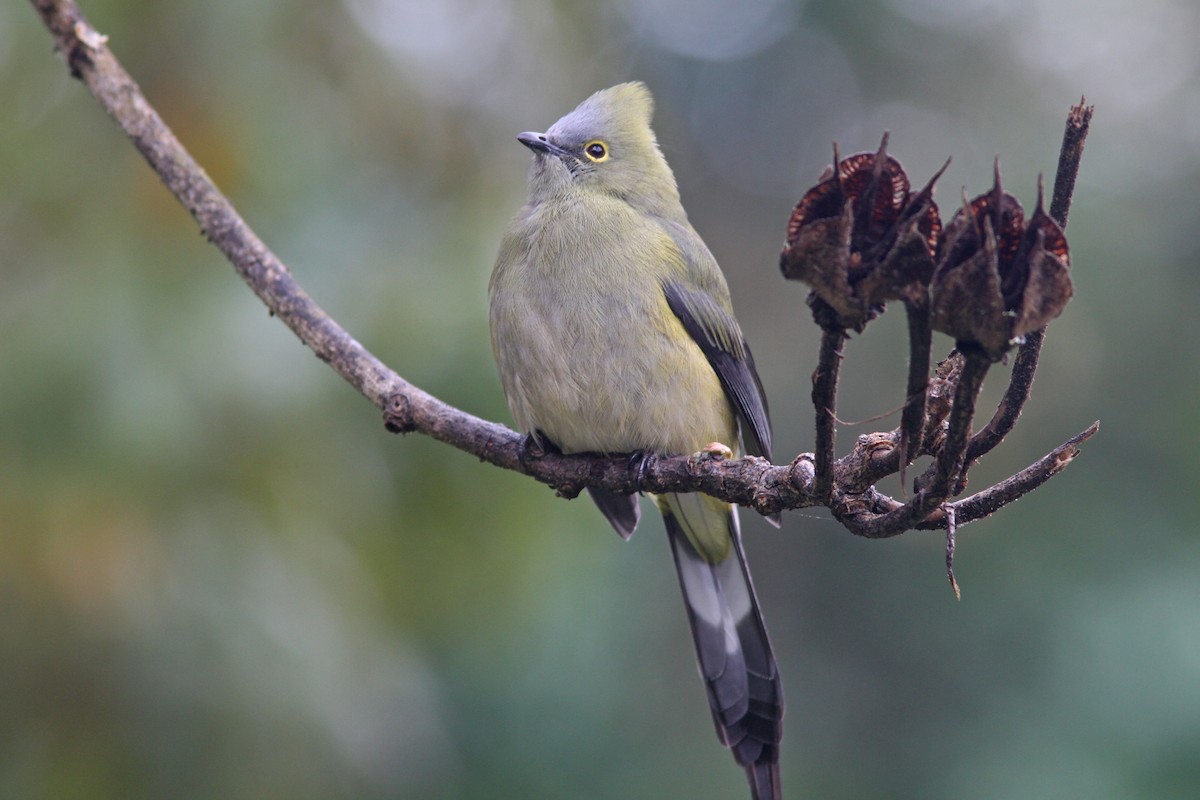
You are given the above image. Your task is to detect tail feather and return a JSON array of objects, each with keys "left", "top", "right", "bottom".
[
  {"left": 587, "top": 487, "right": 641, "bottom": 540},
  {"left": 747, "top": 760, "right": 783, "bottom": 800},
  {"left": 663, "top": 498, "right": 783, "bottom": 799}
]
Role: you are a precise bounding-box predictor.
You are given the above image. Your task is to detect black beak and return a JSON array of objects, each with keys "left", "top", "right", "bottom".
[{"left": 517, "top": 131, "right": 571, "bottom": 159}]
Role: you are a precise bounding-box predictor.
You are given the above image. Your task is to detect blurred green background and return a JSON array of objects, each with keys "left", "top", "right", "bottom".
[{"left": 4, "top": 0, "right": 1198, "bottom": 797}]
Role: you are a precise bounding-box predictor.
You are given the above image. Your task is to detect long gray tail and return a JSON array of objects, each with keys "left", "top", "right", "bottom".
[{"left": 664, "top": 507, "right": 783, "bottom": 800}]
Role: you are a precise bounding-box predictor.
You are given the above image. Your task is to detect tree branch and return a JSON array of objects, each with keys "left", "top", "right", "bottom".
[
  {"left": 842, "top": 419, "right": 1099, "bottom": 533},
  {"left": 29, "top": 0, "right": 1092, "bottom": 532},
  {"left": 28, "top": 0, "right": 823, "bottom": 514}
]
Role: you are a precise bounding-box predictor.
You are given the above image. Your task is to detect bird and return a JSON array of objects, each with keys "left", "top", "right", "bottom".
[{"left": 488, "top": 82, "right": 783, "bottom": 799}]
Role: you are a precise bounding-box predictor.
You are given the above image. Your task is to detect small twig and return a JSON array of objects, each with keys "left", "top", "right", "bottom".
[
  {"left": 1049, "top": 100, "right": 1093, "bottom": 229},
  {"left": 945, "top": 505, "right": 960, "bottom": 600},
  {"left": 917, "top": 420, "right": 1099, "bottom": 529},
  {"left": 811, "top": 313, "right": 848, "bottom": 500},
  {"left": 898, "top": 298, "right": 932, "bottom": 491},
  {"left": 929, "top": 349, "right": 991, "bottom": 494}
]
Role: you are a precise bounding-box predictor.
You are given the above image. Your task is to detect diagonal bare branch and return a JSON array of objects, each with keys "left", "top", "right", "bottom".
[
  {"left": 28, "top": 0, "right": 826, "bottom": 515},
  {"left": 29, "top": 0, "right": 1094, "bottom": 535}
]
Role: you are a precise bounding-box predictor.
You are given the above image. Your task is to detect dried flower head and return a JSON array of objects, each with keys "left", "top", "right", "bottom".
[
  {"left": 931, "top": 162, "right": 1072, "bottom": 359},
  {"left": 781, "top": 133, "right": 945, "bottom": 330}
]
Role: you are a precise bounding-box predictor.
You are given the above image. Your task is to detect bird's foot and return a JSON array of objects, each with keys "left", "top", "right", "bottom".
[
  {"left": 698, "top": 441, "right": 734, "bottom": 461},
  {"left": 517, "top": 430, "right": 561, "bottom": 471}
]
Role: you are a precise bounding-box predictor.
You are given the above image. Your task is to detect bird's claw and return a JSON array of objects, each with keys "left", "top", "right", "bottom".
[{"left": 517, "top": 430, "right": 561, "bottom": 471}]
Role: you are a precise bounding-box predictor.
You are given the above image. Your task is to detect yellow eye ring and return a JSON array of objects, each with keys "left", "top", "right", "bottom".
[{"left": 583, "top": 140, "right": 609, "bottom": 162}]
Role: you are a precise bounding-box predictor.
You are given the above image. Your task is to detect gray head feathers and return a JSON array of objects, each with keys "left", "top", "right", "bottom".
[{"left": 520, "top": 82, "right": 682, "bottom": 219}]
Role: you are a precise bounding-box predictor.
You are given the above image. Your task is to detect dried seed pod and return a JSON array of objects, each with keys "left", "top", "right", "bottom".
[
  {"left": 931, "top": 163, "right": 1072, "bottom": 359},
  {"left": 782, "top": 133, "right": 946, "bottom": 330}
]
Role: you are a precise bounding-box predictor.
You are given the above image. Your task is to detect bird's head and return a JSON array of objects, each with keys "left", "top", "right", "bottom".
[{"left": 518, "top": 82, "right": 682, "bottom": 217}]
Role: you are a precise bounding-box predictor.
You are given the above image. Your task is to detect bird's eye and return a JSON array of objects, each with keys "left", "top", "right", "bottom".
[{"left": 583, "top": 140, "right": 609, "bottom": 162}]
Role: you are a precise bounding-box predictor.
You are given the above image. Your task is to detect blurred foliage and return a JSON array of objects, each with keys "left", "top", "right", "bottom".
[{"left": 3, "top": 0, "right": 1199, "bottom": 798}]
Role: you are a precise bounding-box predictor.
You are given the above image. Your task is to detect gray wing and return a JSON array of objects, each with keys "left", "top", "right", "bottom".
[{"left": 661, "top": 279, "right": 773, "bottom": 461}]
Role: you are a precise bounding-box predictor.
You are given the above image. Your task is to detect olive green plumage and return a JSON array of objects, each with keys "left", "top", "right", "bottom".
[{"left": 489, "top": 82, "right": 783, "bottom": 799}]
